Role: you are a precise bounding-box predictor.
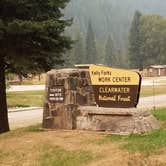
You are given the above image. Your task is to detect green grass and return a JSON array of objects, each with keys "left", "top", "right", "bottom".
[
  {"left": 121, "top": 130, "right": 166, "bottom": 154},
  {"left": 95, "top": 130, "right": 166, "bottom": 155},
  {"left": 140, "top": 85, "right": 166, "bottom": 97},
  {"left": 40, "top": 145, "right": 95, "bottom": 166},
  {"left": 7, "top": 90, "right": 44, "bottom": 108},
  {"left": 25, "top": 125, "right": 44, "bottom": 132},
  {"left": 96, "top": 129, "right": 166, "bottom": 155},
  {"left": 94, "top": 108, "right": 166, "bottom": 155},
  {"left": 152, "top": 108, "right": 166, "bottom": 121},
  {"left": 22, "top": 79, "right": 45, "bottom": 85}
]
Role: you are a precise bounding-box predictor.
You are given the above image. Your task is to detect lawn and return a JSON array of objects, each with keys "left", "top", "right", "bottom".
[
  {"left": 140, "top": 85, "right": 166, "bottom": 97},
  {"left": 21, "top": 77, "right": 45, "bottom": 85},
  {"left": 0, "top": 108, "right": 166, "bottom": 166},
  {"left": 7, "top": 90, "right": 44, "bottom": 108}
]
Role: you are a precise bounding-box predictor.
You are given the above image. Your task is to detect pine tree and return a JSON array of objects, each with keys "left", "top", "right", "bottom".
[
  {"left": 129, "top": 11, "right": 143, "bottom": 70},
  {"left": 85, "top": 21, "right": 97, "bottom": 64},
  {"left": 73, "top": 32, "right": 85, "bottom": 64},
  {"left": 0, "top": 0, "right": 72, "bottom": 133},
  {"left": 104, "top": 35, "right": 116, "bottom": 67}
]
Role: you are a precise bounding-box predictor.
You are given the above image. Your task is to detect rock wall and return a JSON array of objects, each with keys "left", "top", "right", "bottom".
[
  {"left": 43, "top": 68, "right": 95, "bottom": 129},
  {"left": 76, "top": 106, "right": 160, "bottom": 135}
]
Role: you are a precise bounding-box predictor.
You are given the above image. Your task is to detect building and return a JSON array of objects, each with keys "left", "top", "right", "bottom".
[{"left": 146, "top": 65, "right": 166, "bottom": 77}]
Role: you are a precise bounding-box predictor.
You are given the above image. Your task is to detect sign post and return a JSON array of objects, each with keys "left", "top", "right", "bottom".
[{"left": 89, "top": 65, "right": 142, "bottom": 108}]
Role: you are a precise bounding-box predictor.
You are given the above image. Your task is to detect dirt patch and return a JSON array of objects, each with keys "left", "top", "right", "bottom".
[{"left": 150, "top": 148, "right": 166, "bottom": 164}]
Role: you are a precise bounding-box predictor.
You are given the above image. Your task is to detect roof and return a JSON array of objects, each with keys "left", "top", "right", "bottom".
[
  {"left": 147, "top": 65, "right": 166, "bottom": 69},
  {"left": 74, "top": 64, "right": 104, "bottom": 69}
]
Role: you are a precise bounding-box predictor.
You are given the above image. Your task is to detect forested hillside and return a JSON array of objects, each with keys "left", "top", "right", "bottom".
[
  {"left": 64, "top": 0, "right": 166, "bottom": 68},
  {"left": 65, "top": 0, "right": 166, "bottom": 47}
]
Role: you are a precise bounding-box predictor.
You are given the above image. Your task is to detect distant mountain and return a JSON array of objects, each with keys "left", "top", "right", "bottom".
[{"left": 64, "top": 0, "right": 166, "bottom": 48}]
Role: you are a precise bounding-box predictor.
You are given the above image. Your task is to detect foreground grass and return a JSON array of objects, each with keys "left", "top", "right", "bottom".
[
  {"left": 0, "top": 143, "right": 95, "bottom": 166},
  {"left": 0, "top": 108, "right": 166, "bottom": 165},
  {"left": 95, "top": 108, "right": 166, "bottom": 156},
  {"left": 122, "top": 130, "right": 166, "bottom": 154},
  {"left": 40, "top": 145, "right": 94, "bottom": 166},
  {"left": 0, "top": 126, "right": 98, "bottom": 166},
  {"left": 7, "top": 90, "right": 44, "bottom": 108},
  {"left": 95, "top": 130, "right": 166, "bottom": 155}
]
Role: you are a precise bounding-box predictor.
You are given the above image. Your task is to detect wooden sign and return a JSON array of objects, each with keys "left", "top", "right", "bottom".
[
  {"left": 49, "top": 86, "right": 65, "bottom": 103},
  {"left": 89, "top": 65, "right": 141, "bottom": 108}
]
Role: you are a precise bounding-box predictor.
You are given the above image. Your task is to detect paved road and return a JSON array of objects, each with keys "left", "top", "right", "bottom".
[
  {"left": 138, "top": 94, "right": 166, "bottom": 108},
  {"left": 8, "top": 94, "right": 166, "bottom": 130},
  {"left": 9, "top": 108, "right": 43, "bottom": 129},
  {"left": 8, "top": 85, "right": 45, "bottom": 92}
]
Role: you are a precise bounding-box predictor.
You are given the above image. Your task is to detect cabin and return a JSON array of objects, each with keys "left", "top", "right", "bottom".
[{"left": 146, "top": 65, "right": 166, "bottom": 77}]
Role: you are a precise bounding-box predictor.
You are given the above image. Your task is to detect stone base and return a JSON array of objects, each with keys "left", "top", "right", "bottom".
[{"left": 76, "top": 106, "right": 160, "bottom": 135}]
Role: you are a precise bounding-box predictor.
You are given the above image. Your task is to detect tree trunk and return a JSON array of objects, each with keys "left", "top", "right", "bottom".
[
  {"left": 0, "top": 56, "right": 10, "bottom": 133},
  {"left": 38, "top": 74, "right": 41, "bottom": 81},
  {"left": 18, "top": 74, "right": 23, "bottom": 85}
]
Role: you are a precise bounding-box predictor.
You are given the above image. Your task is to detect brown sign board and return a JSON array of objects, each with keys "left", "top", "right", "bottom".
[
  {"left": 89, "top": 65, "right": 142, "bottom": 108},
  {"left": 49, "top": 85, "right": 65, "bottom": 103}
]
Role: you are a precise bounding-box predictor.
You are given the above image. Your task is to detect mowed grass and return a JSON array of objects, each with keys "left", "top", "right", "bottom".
[
  {"left": 22, "top": 78, "right": 45, "bottom": 85},
  {"left": 140, "top": 85, "right": 166, "bottom": 97},
  {"left": 7, "top": 90, "right": 44, "bottom": 108}
]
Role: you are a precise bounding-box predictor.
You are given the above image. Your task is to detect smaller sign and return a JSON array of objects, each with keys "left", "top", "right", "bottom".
[{"left": 49, "top": 86, "right": 65, "bottom": 103}]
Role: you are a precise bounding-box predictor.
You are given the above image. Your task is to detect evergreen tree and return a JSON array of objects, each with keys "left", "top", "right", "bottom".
[
  {"left": 0, "top": 0, "right": 72, "bottom": 133},
  {"left": 73, "top": 32, "right": 85, "bottom": 64},
  {"left": 140, "top": 14, "right": 166, "bottom": 66},
  {"left": 129, "top": 11, "right": 143, "bottom": 70},
  {"left": 63, "top": 49, "right": 73, "bottom": 67},
  {"left": 104, "top": 35, "right": 116, "bottom": 67},
  {"left": 85, "top": 21, "right": 97, "bottom": 64},
  {"left": 64, "top": 32, "right": 85, "bottom": 67}
]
